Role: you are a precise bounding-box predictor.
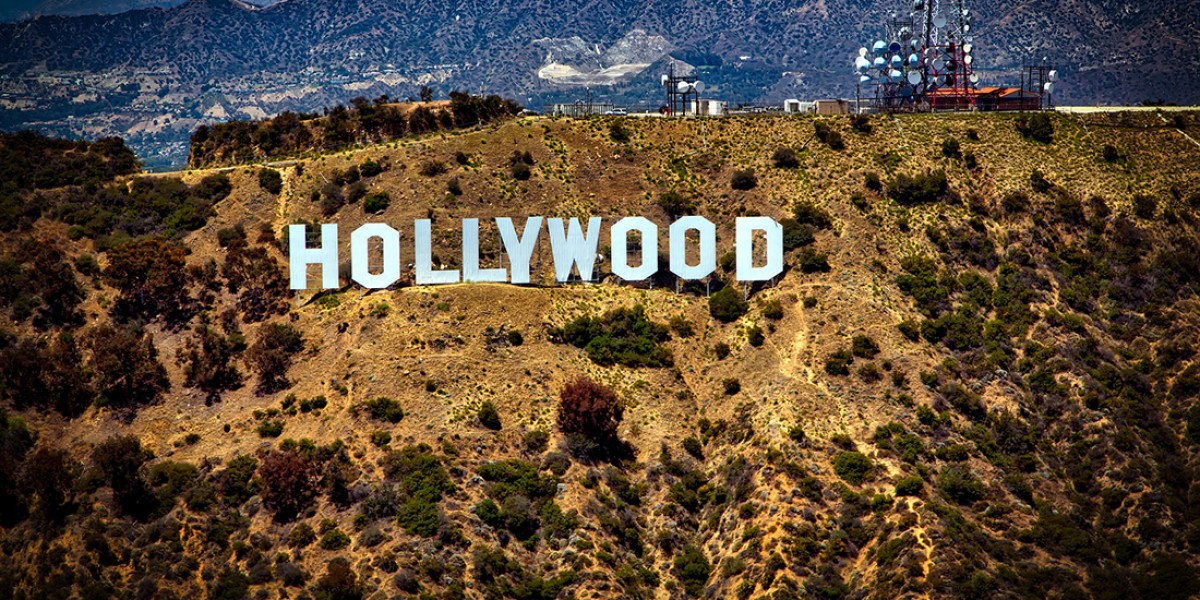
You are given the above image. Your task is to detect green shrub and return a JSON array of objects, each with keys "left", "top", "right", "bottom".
[
  {"left": 257, "top": 420, "right": 284, "bottom": 438},
  {"left": 1016, "top": 113, "right": 1054, "bottom": 143},
  {"left": 682, "top": 436, "right": 704, "bottom": 459},
  {"left": 1102, "top": 145, "right": 1121, "bottom": 163},
  {"left": 672, "top": 545, "right": 711, "bottom": 597},
  {"left": 709, "top": 286, "right": 748, "bottom": 323},
  {"left": 524, "top": 430, "right": 550, "bottom": 452},
  {"left": 713, "top": 342, "right": 731, "bottom": 359},
  {"left": 762, "top": 299, "right": 784, "bottom": 320},
  {"left": 895, "top": 475, "right": 924, "bottom": 497},
  {"left": 731, "top": 170, "right": 757, "bottom": 190},
  {"left": 657, "top": 190, "right": 694, "bottom": 218},
  {"left": 851, "top": 335, "right": 879, "bottom": 359},
  {"left": 772, "top": 147, "right": 799, "bottom": 169},
  {"left": 722, "top": 378, "right": 741, "bottom": 395},
  {"left": 418, "top": 160, "right": 447, "bottom": 177},
  {"left": 362, "top": 397, "right": 404, "bottom": 424},
  {"left": 798, "top": 248, "right": 831, "bottom": 273},
  {"left": 359, "top": 159, "right": 383, "bottom": 177},
  {"left": 609, "top": 121, "right": 631, "bottom": 143},
  {"left": 555, "top": 305, "right": 672, "bottom": 367},
  {"left": 833, "top": 451, "right": 873, "bottom": 485},
  {"left": 370, "top": 431, "right": 391, "bottom": 447},
  {"left": 864, "top": 171, "right": 882, "bottom": 191},
  {"left": 937, "top": 465, "right": 984, "bottom": 504},
  {"left": 319, "top": 528, "right": 351, "bottom": 550},
  {"left": 478, "top": 401, "right": 502, "bottom": 430},
  {"left": 362, "top": 191, "right": 390, "bottom": 213},
  {"left": 942, "top": 138, "right": 961, "bottom": 158},
  {"left": 258, "top": 169, "right": 283, "bottom": 194},
  {"left": 888, "top": 170, "right": 950, "bottom": 205},
  {"left": 824, "top": 348, "right": 854, "bottom": 376},
  {"left": 747, "top": 325, "right": 764, "bottom": 347},
  {"left": 814, "top": 121, "right": 845, "bottom": 150},
  {"left": 287, "top": 522, "right": 316, "bottom": 547}
]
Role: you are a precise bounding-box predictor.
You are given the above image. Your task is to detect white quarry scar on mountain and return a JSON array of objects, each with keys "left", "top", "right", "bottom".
[{"left": 534, "top": 28, "right": 671, "bottom": 85}]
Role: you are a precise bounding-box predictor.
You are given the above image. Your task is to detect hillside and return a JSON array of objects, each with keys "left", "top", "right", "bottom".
[
  {"left": 3, "top": 111, "right": 1200, "bottom": 600},
  {"left": 3, "top": 0, "right": 1200, "bottom": 167}
]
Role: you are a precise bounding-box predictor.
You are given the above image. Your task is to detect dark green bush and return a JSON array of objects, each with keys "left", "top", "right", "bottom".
[
  {"left": 747, "top": 325, "right": 764, "bottom": 347},
  {"left": 709, "top": 287, "right": 748, "bottom": 323},
  {"left": 609, "top": 121, "right": 631, "bottom": 144},
  {"left": 833, "top": 451, "right": 873, "bottom": 485},
  {"left": 824, "top": 348, "right": 854, "bottom": 376},
  {"left": 731, "top": 170, "right": 758, "bottom": 190},
  {"left": 362, "top": 397, "right": 404, "bottom": 424},
  {"left": 555, "top": 305, "right": 672, "bottom": 367},
  {"left": 1016, "top": 113, "right": 1054, "bottom": 143},
  {"left": 888, "top": 170, "right": 950, "bottom": 205},
  {"left": 937, "top": 465, "right": 984, "bottom": 504},
  {"left": 672, "top": 545, "right": 711, "bottom": 597},
  {"left": 851, "top": 335, "right": 879, "bottom": 359},
  {"left": 258, "top": 169, "right": 283, "bottom": 194},
  {"left": 772, "top": 147, "right": 799, "bottom": 169},
  {"left": 942, "top": 138, "right": 961, "bottom": 158},
  {"left": 362, "top": 191, "right": 390, "bottom": 213},
  {"left": 478, "top": 401, "right": 502, "bottom": 430},
  {"left": 895, "top": 475, "right": 924, "bottom": 497}
]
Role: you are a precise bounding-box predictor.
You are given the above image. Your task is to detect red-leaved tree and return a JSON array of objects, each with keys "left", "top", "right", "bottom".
[{"left": 557, "top": 376, "right": 623, "bottom": 444}]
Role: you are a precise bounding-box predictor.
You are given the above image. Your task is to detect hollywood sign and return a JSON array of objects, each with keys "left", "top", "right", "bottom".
[{"left": 288, "top": 216, "right": 783, "bottom": 289}]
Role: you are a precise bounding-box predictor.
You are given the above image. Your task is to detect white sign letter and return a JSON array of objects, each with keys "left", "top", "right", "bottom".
[
  {"left": 462, "top": 218, "right": 507, "bottom": 283},
  {"left": 289, "top": 223, "right": 339, "bottom": 290},
  {"left": 497, "top": 217, "right": 542, "bottom": 285},
  {"left": 547, "top": 217, "right": 601, "bottom": 282},
  {"left": 414, "top": 219, "right": 460, "bottom": 285},
  {"left": 736, "top": 217, "right": 784, "bottom": 281},
  {"left": 351, "top": 223, "right": 401, "bottom": 289},
  {"left": 669, "top": 216, "right": 716, "bottom": 280},
  {"left": 610, "top": 217, "right": 658, "bottom": 281}
]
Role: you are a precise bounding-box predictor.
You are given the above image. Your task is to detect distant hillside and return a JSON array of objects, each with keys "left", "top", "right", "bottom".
[
  {"left": 3, "top": 111, "right": 1200, "bottom": 599},
  {"left": 187, "top": 93, "right": 521, "bottom": 169}
]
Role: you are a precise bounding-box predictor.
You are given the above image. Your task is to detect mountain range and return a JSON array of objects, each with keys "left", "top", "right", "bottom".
[{"left": 1, "top": 0, "right": 1197, "bottom": 167}]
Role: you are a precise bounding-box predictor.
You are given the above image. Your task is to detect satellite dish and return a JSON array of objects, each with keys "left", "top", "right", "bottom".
[
  {"left": 889, "top": 69, "right": 904, "bottom": 80},
  {"left": 963, "top": 24, "right": 971, "bottom": 33},
  {"left": 932, "top": 58, "right": 945, "bottom": 71},
  {"left": 860, "top": 75, "right": 872, "bottom": 84},
  {"left": 859, "top": 47, "right": 868, "bottom": 57},
  {"left": 661, "top": 74, "right": 669, "bottom": 86},
  {"left": 1044, "top": 82, "right": 1054, "bottom": 93},
  {"left": 677, "top": 81, "right": 691, "bottom": 93},
  {"left": 964, "top": 55, "right": 973, "bottom": 65},
  {"left": 907, "top": 71, "right": 922, "bottom": 85},
  {"left": 908, "top": 53, "right": 920, "bottom": 67},
  {"left": 890, "top": 55, "right": 903, "bottom": 67},
  {"left": 934, "top": 14, "right": 947, "bottom": 28},
  {"left": 855, "top": 57, "right": 870, "bottom": 71},
  {"left": 1049, "top": 70, "right": 1059, "bottom": 82},
  {"left": 889, "top": 42, "right": 902, "bottom": 53},
  {"left": 900, "top": 27, "right": 912, "bottom": 40},
  {"left": 873, "top": 41, "right": 887, "bottom": 54},
  {"left": 946, "top": 59, "right": 957, "bottom": 71},
  {"left": 962, "top": 8, "right": 970, "bottom": 17},
  {"left": 913, "top": 0, "right": 924, "bottom": 11},
  {"left": 874, "top": 57, "right": 886, "bottom": 68},
  {"left": 963, "top": 43, "right": 973, "bottom": 54},
  {"left": 969, "top": 73, "right": 980, "bottom": 84},
  {"left": 694, "top": 81, "right": 706, "bottom": 94}
]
